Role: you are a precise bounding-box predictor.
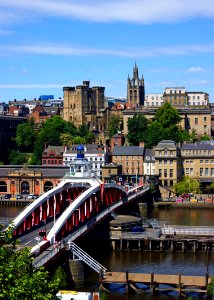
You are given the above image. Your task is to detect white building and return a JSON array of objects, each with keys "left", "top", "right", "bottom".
[
  {"left": 143, "top": 149, "right": 156, "bottom": 178},
  {"left": 144, "top": 93, "right": 164, "bottom": 107},
  {"left": 187, "top": 92, "right": 209, "bottom": 106},
  {"left": 63, "top": 144, "right": 108, "bottom": 178}
]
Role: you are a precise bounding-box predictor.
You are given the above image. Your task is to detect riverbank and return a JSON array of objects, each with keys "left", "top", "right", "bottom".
[{"left": 154, "top": 201, "right": 214, "bottom": 208}]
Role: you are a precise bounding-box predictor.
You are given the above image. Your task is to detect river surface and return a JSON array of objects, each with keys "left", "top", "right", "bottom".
[{"left": 1, "top": 206, "right": 214, "bottom": 299}]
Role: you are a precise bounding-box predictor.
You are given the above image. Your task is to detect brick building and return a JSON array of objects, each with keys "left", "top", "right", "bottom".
[
  {"left": 0, "top": 165, "right": 69, "bottom": 196},
  {"left": 111, "top": 145, "right": 144, "bottom": 183}
]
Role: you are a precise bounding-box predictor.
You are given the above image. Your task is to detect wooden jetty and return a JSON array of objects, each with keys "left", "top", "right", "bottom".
[{"left": 100, "top": 271, "right": 211, "bottom": 297}]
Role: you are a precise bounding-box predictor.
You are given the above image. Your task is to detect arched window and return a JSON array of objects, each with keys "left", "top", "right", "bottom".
[
  {"left": 21, "top": 181, "right": 30, "bottom": 194},
  {"left": 0, "top": 181, "right": 7, "bottom": 192},
  {"left": 44, "top": 181, "right": 53, "bottom": 192}
]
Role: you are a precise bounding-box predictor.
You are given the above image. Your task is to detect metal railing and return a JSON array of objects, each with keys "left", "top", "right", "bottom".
[
  {"left": 162, "top": 226, "right": 214, "bottom": 236},
  {"left": 68, "top": 241, "right": 107, "bottom": 276}
]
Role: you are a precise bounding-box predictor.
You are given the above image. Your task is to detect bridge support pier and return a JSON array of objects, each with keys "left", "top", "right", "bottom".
[{"left": 69, "top": 259, "right": 85, "bottom": 289}]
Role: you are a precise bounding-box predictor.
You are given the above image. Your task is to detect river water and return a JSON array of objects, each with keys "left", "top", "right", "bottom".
[{"left": 1, "top": 206, "right": 214, "bottom": 299}]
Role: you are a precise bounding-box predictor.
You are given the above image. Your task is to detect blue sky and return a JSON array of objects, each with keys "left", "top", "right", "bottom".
[{"left": 0, "top": 0, "right": 214, "bottom": 102}]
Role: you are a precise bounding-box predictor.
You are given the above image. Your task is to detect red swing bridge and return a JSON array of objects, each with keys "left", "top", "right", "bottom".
[{"left": 10, "top": 145, "right": 149, "bottom": 268}]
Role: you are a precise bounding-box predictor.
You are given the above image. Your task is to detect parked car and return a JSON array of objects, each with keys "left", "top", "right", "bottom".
[
  {"left": 27, "top": 194, "right": 38, "bottom": 199},
  {"left": 4, "top": 194, "right": 11, "bottom": 199},
  {"left": 16, "top": 194, "right": 23, "bottom": 199}
]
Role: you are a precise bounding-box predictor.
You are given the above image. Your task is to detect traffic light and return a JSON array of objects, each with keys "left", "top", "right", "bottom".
[{"left": 38, "top": 230, "right": 46, "bottom": 237}]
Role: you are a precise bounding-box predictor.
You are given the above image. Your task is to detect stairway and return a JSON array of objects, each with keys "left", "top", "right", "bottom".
[{"left": 67, "top": 241, "right": 107, "bottom": 278}]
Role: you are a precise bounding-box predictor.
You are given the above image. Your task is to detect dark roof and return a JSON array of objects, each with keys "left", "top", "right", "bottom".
[
  {"left": 0, "top": 165, "right": 69, "bottom": 178},
  {"left": 66, "top": 144, "right": 105, "bottom": 154},
  {"left": 43, "top": 145, "right": 64, "bottom": 155},
  {"left": 102, "top": 162, "right": 121, "bottom": 168},
  {"left": 156, "top": 140, "right": 176, "bottom": 149},
  {"left": 112, "top": 146, "right": 144, "bottom": 156},
  {"left": 144, "top": 149, "right": 155, "bottom": 161},
  {"left": 181, "top": 141, "right": 214, "bottom": 150}
]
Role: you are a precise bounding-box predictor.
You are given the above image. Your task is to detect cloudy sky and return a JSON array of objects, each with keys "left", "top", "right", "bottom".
[{"left": 0, "top": 0, "right": 214, "bottom": 102}]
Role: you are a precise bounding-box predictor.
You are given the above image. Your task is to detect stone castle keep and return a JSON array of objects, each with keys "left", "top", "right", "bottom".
[{"left": 63, "top": 81, "right": 106, "bottom": 134}]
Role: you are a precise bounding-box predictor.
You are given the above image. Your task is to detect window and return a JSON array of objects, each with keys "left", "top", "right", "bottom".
[
  {"left": 205, "top": 160, "right": 209, "bottom": 164},
  {"left": 164, "top": 160, "right": 167, "bottom": 165},
  {"left": 159, "top": 169, "right": 162, "bottom": 177},
  {"left": 170, "top": 169, "right": 173, "bottom": 178},
  {"left": 204, "top": 117, "right": 207, "bottom": 122},
  {"left": 211, "top": 168, "right": 214, "bottom": 176},
  {"left": 186, "top": 168, "right": 189, "bottom": 175},
  {"left": 200, "top": 160, "right": 203, "bottom": 164},
  {"left": 159, "top": 150, "right": 162, "bottom": 156},
  {"left": 164, "top": 169, "right": 167, "bottom": 177},
  {"left": 190, "top": 168, "right": 193, "bottom": 175},
  {"left": 164, "top": 149, "right": 167, "bottom": 156},
  {"left": 200, "top": 168, "right": 203, "bottom": 176},
  {"left": 205, "top": 168, "right": 209, "bottom": 176},
  {"left": 195, "top": 118, "right": 198, "bottom": 124},
  {"left": 170, "top": 160, "right": 173, "bottom": 165},
  {"left": 170, "top": 151, "right": 173, "bottom": 156},
  {"left": 159, "top": 160, "right": 162, "bottom": 165}
]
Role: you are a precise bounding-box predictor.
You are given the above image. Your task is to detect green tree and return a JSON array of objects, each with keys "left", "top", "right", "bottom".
[
  {"left": 78, "top": 124, "right": 96, "bottom": 143},
  {"left": 154, "top": 102, "right": 181, "bottom": 127},
  {"left": 85, "top": 131, "right": 96, "bottom": 143},
  {"left": 108, "top": 115, "right": 121, "bottom": 139},
  {"left": 0, "top": 225, "right": 66, "bottom": 300},
  {"left": 8, "top": 150, "right": 30, "bottom": 165},
  {"left": 31, "top": 116, "right": 70, "bottom": 164},
  {"left": 207, "top": 276, "right": 214, "bottom": 296},
  {"left": 174, "top": 176, "right": 201, "bottom": 195},
  {"left": 144, "top": 103, "right": 185, "bottom": 148},
  {"left": 60, "top": 133, "right": 73, "bottom": 146},
  {"left": 127, "top": 115, "right": 149, "bottom": 145},
  {"left": 201, "top": 134, "right": 210, "bottom": 141},
  {"left": 72, "top": 136, "right": 86, "bottom": 144},
  {"left": 144, "top": 121, "right": 164, "bottom": 148},
  {"left": 15, "top": 120, "right": 36, "bottom": 152},
  {"left": 210, "top": 182, "right": 214, "bottom": 197}
]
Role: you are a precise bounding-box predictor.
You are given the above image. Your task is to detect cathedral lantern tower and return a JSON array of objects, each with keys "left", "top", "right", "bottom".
[{"left": 127, "top": 63, "right": 145, "bottom": 106}]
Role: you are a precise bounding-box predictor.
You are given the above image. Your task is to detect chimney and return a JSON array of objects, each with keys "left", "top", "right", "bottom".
[{"left": 139, "top": 141, "right": 145, "bottom": 148}]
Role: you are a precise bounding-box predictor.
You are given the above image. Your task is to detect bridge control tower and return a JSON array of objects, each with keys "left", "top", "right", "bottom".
[{"left": 65, "top": 145, "right": 95, "bottom": 178}]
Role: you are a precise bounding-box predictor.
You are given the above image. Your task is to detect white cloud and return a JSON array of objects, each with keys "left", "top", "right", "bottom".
[
  {"left": 0, "top": 83, "right": 64, "bottom": 89},
  {"left": 186, "top": 67, "right": 203, "bottom": 73},
  {"left": 1, "top": 43, "right": 214, "bottom": 58},
  {"left": 0, "top": 0, "right": 214, "bottom": 24}
]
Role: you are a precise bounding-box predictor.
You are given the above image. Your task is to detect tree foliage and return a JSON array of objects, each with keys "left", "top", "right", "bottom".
[
  {"left": 8, "top": 150, "right": 30, "bottom": 165},
  {"left": 127, "top": 103, "right": 189, "bottom": 148},
  {"left": 0, "top": 225, "right": 67, "bottom": 300},
  {"left": 108, "top": 115, "right": 121, "bottom": 139},
  {"left": 127, "top": 115, "right": 148, "bottom": 145},
  {"left": 154, "top": 102, "right": 181, "bottom": 127},
  {"left": 174, "top": 176, "right": 201, "bottom": 195},
  {"left": 15, "top": 120, "right": 36, "bottom": 152}
]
